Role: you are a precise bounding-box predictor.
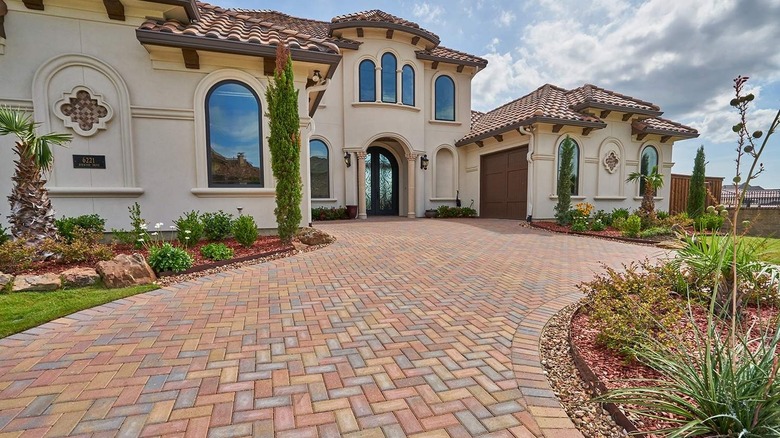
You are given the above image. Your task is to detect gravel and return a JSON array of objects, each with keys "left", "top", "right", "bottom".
[{"left": 540, "top": 303, "right": 630, "bottom": 438}]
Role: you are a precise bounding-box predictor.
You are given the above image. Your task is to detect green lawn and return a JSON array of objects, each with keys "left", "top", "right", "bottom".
[
  {"left": 742, "top": 236, "right": 780, "bottom": 264},
  {"left": 0, "top": 283, "right": 158, "bottom": 339}
]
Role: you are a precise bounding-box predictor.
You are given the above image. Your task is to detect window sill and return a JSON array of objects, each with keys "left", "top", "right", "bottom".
[
  {"left": 549, "top": 195, "right": 586, "bottom": 200},
  {"left": 430, "top": 197, "right": 457, "bottom": 202},
  {"left": 428, "top": 119, "right": 462, "bottom": 126},
  {"left": 48, "top": 187, "right": 144, "bottom": 198},
  {"left": 312, "top": 198, "right": 339, "bottom": 203},
  {"left": 352, "top": 102, "right": 420, "bottom": 112},
  {"left": 191, "top": 188, "right": 275, "bottom": 198},
  {"left": 633, "top": 196, "right": 664, "bottom": 201},
  {"left": 593, "top": 196, "right": 627, "bottom": 201}
]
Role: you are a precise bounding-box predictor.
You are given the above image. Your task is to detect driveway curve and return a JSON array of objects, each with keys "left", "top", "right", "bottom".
[{"left": 0, "top": 219, "right": 661, "bottom": 438}]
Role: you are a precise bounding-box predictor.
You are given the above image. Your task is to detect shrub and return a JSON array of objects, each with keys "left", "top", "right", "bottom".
[
  {"left": 200, "top": 243, "right": 234, "bottom": 261},
  {"left": 0, "top": 240, "right": 34, "bottom": 273},
  {"left": 0, "top": 225, "right": 9, "bottom": 245},
  {"left": 571, "top": 219, "right": 588, "bottom": 232},
  {"left": 580, "top": 260, "right": 685, "bottom": 358},
  {"left": 312, "top": 207, "right": 348, "bottom": 221},
  {"left": 593, "top": 210, "right": 612, "bottom": 226},
  {"left": 611, "top": 208, "right": 630, "bottom": 222},
  {"left": 611, "top": 216, "right": 626, "bottom": 231},
  {"left": 590, "top": 219, "right": 606, "bottom": 232},
  {"left": 694, "top": 212, "right": 725, "bottom": 232},
  {"left": 436, "top": 206, "right": 477, "bottom": 218},
  {"left": 110, "top": 228, "right": 136, "bottom": 246},
  {"left": 148, "top": 243, "right": 193, "bottom": 273},
  {"left": 687, "top": 145, "right": 707, "bottom": 218},
  {"left": 42, "top": 228, "right": 113, "bottom": 264},
  {"left": 232, "top": 215, "right": 259, "bottom": 247},
  {"left": 622, "top": 214, "right": 642, "bottom": 238},
  {"left": 573, "top": 202, "right": 594, "bottom": 220},
  {"left": 127, "top": 202, "right": 150, "bottom": 249},
  {"left": 656, "top": 211, "right": 670, "bottom": 220},
  {"left": 173, "top": 211, "right": 204, "bottom": 248},
  {"left": 639, "top": 226, "right": 674, "bottom": 239},
  {"left": 55, "top": 214, "right": 106, "bottom": 243},
  {"left": 661, "top": 212, "right": 694, "bottom": 229},
  {"left": 555, "top": 136, "right": 576, "bottom": 225},
  {"left": 202, "top": 211, "right": 233, "bottom": 241}
]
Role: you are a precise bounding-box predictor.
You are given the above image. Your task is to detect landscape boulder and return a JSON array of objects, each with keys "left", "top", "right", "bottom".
[
  {"left": 60, "top": 267, "right": 101, "bottom": 287},
  {"left": 296, "top": 228, "right": 335, "bottom": 246},
  {"left": 96, "top": 254, "right": 156, "bottom": 289},
  {"left": 0, "top": 272, "right": 14, "bottom": 292},
  {"left": 13, "top": 273, "right": 61, "bottom": 292}
]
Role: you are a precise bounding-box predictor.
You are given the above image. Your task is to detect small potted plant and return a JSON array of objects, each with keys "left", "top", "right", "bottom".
[
  {"left": 346, "top": 205, "right": 358, "bottom": 219},
  {"left": 424, "top": 209, "right": 438, "bottom": 218}
]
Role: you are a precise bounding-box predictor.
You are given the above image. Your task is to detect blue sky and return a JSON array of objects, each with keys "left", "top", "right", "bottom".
[{"left": 219, "top": 0, "right": 780, "bottom": 188}]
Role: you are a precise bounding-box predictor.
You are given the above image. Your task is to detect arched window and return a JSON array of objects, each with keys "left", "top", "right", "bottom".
[
  {"left": 557, "top": 138, "right": 580, "bottom": 195},
  {"left": 359, "top": 60, "right": 376, "bottom": 102},
  {"left": 310, "top": 139, "right": 329, "bottom": 199},
  {"left": 381, "top": 53, "right": 397, "bottom": 103},
  {"left": 434, "top": 75, "right": 455, "bottom": 121},
  {"left": 640, "top": 145, "right": 659, "bottom": 195},
  {"left": 206, "top": 81, "right": 262, "bottom": 187},
  {"left": 402, "top": 65, "right": 415, "bottom": 106}
]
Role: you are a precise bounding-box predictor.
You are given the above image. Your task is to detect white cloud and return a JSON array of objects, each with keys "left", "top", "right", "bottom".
[
  {"left": 497, "top": 10, "right": 515, "bottom": 27},
  {"left": 412, "top": 2, "right": 444, "bottom": 23}
]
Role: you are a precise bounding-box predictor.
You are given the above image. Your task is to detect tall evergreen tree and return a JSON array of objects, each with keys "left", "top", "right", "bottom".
[
  {"left": 687, "top": 145, "right": 707, "bottom": 218},
  {"left": 266, "top": 44, "right": 302, "bottom": 243},
  {"left": 555, "top": 136, "right": 575, "bottom": 225}
]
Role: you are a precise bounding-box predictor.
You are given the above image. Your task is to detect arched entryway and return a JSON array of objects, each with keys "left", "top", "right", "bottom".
[{"left": 365, "top": 146, "right": 399, "bottom": 216}]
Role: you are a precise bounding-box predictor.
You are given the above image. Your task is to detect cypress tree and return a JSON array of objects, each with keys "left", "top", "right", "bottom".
[
  {"left": 555, "top": 136, "right": 575, "bottom": 225},
  {"left": 687, "top": 146, "right": 707, "bottom": 218},
  {"left": 266, "top": 44, "right": 302, "bottom": 243}
]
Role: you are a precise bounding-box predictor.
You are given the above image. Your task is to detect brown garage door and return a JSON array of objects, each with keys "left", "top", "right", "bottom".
[{"left": 480, "top": 147, "right": 528, "bottom": 219}]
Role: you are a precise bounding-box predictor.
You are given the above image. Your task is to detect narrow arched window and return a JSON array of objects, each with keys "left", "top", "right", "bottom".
[
  {"left": 640, "top": 146, "right": 659, "bottom": 194},
  {"left": 359, "top": 60, "right": 376, "bottom": 102},
  {"left": 402, "top": 65, "right": 415, "bottom": 106},
  {"left": 557, "top": 139, "right": 580, "bottom": 195},
  {"left": 435, "top": 75, "right": 455, "bottom": 121},
  {"left": 381, "top": 53, "right": 397, "bottom": 103},
  {"left": 206, "top": 81, "right": 262, "bottom": 187},
  {"left": 310, "top": 139, "right": 329, "bottom": 199}
]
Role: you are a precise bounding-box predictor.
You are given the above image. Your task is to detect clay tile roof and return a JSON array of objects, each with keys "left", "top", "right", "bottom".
[
  {"left": 416, "top": 46, "right": 488, "bottom": 67},
  {"left": 330, "top": 9, "right": 440, "bottom": 45},
  {"left": 456, "top": 84, "right": 606, "bottom": 146},
  {"left": 632, "top": 117, "right": 699, "bottom": 138},
  {"left": 471, "top": 110, "right": 485, "bottom": 128},
  {"left": 567, "top": 84, "right": 662, "bottom": 115}
]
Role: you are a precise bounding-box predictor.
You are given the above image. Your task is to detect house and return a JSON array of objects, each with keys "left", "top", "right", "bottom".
[{"left": 0, "top": 0, "right": 698, "bottom": 231}]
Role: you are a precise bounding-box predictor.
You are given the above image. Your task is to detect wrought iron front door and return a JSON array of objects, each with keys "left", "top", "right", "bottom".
[{"left": 365, "top": 147, "right": 399, "bottom": 216}]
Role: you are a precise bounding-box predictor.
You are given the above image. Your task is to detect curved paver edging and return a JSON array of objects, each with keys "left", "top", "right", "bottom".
[
  {"left": 529, "top": 222, "right": 660, "bottom": 246},
  {"left": 157, "top": 246, "right": 294, "bottom": 277},
  {"left": 568, "top": 305, "right": 645, "bottom": 437}
]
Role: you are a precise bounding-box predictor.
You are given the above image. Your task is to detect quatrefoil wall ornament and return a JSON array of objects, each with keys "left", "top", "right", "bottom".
[
  {"left": 53, "top": 86, "right": 113, "bottom": 137},
  {"left": 603, "top": 150, "right": 620, "bottom": 174}
]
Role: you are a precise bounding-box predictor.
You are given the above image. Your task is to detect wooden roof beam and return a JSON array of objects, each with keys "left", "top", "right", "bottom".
[
  {"left": 356, "top": 28, "right": 364, "bottom": 37},
  {"left": 552, "top": 124, "right": 563, "bottom": 133},
  {"left": 582, "top": 127, "right": 595, "bottom": 136},
  {"left": 476, "top": 140, "right": 484, "bottom": 148},
  {"left": 23, "top": 0, "right": 44, "bottom": 9},
  {"left": 493, "top": 134, "right": 503, "bottom": 142},
  {"left": 622, "top": 113, "right": 634, "bottom": 121},
  {"left": 411, "top": 36, "right": 420, "bottom": 45},
  {"left": 456, "top": 65, "right": 464, "bottom": 73},
  {"left": 636, "top": 132, "right": 647, "bottom": 141},
  {"left": 600, "top": 110, "right": 611, "bottom": 118},
  {"left": 263, "top": 57, "right": 275, "bottom": 76},
  {"left": 182, "top": 48, "right": 199, "bottom": 69},
  {"left": 386, "top": 29, "right": 393, "bottom": 39},
  {"left": 660, "top": 135, "right": 671, "bottom": 143},
  {"left": 431, "top": 61, "right": 439, "bottom": 69},
  {"left": 103, "top": 0, "right": 125, "bottom": 21}
]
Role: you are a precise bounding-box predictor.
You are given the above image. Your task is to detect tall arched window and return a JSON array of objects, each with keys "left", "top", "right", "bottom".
[
  {"left": 310, "top": 139, "right": 329, "bottom": 199},
  {"left": 557, "top": 139, "right": 580, "bottom": 195},
  {"left": 402, "top": 65, "right": 415, "bottom": 106},
  {"left": 359, "top": 60, "right": 376, "bottom": 102},
  {"left": 206, "top": 81, "right": 262, "bottom": 187},
  {"left": 640, "top": 145, "right": 659, "bottom": 195},
  {"left": 435, "top": 75, "right": 455, "bottom": 121},
  {"left": 381, "top": 53, "right": 397, "bottom": 103}
]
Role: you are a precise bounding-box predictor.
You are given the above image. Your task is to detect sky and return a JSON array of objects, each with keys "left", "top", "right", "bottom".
[{"left": 219, "top": 0, "right": 780, "bottom": 188}]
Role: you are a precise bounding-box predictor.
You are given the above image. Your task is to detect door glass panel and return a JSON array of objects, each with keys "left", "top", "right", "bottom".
[
  {"left": 378, "top": 154, "right": 392, "bottom": 211},
  {"left": 365, "top": 153, "right": 372, "bottom": 211}
]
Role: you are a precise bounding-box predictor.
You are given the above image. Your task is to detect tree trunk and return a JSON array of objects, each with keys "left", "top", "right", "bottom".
[{"left": 7, "top": 142, "right": 58, "bottom": 249}]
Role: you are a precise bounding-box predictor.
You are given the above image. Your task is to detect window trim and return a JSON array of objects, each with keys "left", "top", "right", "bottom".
[
  {"left": 358, "top": 59, "right": 376, "bottom": 102},
  {"left": 381, "top": 52, "right": 398, "bottom": 104},
  {"left": 309, "top": 137, "right": 331, "bottom": 199},
  {"left": 401, "top": 64, "right": 415, "bottom": 106},
  {"left": 205, "top": 80, "right": 264, "bottom": 188},
  {"left": 434, "top": 74, "right": 456, "bottom": 121}
]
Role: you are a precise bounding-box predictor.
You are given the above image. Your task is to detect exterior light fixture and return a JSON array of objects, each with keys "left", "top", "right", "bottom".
[
  {"left": 420, "top": 154, "right": 429, "bottom": 170},
  {"left": 312, "top": 70, "right": 322, "bottom": 84},
  {"left": 344, "top": 151, "right": 352, "bottom": 168}
]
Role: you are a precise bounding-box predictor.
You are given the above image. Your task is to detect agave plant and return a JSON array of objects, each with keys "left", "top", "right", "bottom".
[{"left": 0, "top": 107, "right": 71, "bottom": 249}]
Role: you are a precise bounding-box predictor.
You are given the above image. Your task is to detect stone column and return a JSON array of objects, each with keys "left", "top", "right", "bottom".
[
  {"left": 356, "top": 151, "right": 367, "bottom": 219},
  {"left": 406, "top": 153, "right": 417, "bottom": 218}
]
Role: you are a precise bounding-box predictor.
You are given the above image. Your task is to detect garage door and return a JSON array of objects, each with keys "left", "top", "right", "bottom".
[{"left": 480, "top": 147, "right": 528, "bottom": 219}]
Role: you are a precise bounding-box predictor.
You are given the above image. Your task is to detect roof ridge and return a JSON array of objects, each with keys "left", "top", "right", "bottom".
[
  {"left": 572, "top": 83, "right": 660, "bottom": 111},
  {"left": 479, "top": 84, "right": 564, "bottom": 117}
]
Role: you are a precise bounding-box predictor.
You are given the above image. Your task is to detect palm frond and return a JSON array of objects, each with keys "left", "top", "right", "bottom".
[{"left": 0, "top": 106, "right": 34, "bottom": 138}]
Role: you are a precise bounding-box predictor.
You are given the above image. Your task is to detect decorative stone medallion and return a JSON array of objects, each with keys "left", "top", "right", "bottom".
[
  {"left": 603, "top": 150, "right": 620, "bottom": 174},
  {"left": 54, "top": 86, "right": 113, "bottom": 136}
]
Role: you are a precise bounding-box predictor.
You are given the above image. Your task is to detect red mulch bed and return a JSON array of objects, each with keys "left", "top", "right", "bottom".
[
  {"left": 17, "top": 237, "right": 291, "bottom": 276},
  {"left": 533, "top": 221, "right": 627, "bottom": 239},
  {"left": 571, "top": 301, "right": 780, "bottom": 434}
]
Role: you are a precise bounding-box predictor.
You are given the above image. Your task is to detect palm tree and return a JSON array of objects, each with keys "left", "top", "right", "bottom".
[
  {"left": 627, "top": 165, "right": 664, "bottom": 222},
  {"left": 0, "top": 107, "right": 71, "bottom": 248}
]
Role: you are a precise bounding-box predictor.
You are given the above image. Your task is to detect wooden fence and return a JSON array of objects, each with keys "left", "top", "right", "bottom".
[{"left": 669, "top": 174, "right": 724, "bottom": 215}]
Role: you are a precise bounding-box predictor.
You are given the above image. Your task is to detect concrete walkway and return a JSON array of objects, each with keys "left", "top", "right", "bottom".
[{"left": 0, "top": 219, "right": 660, "bottom": 438}]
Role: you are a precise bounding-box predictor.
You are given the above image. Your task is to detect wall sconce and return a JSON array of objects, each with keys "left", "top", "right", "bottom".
[
  {"left": 420, "top": 154, "right": 429, "bottom": 170},
  {"left": 344, "top": 151, "right": 352, "bottom": 168},
  {"left": 311, "top": 70, "right": 322, "bottom": 84}
]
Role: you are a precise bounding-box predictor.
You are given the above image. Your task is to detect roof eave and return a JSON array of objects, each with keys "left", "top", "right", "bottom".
[
  {"left": 329, "top": 21, "right": 439, "bottom": 46},
  {"left": 415, "top": 52, "right": 487, "bottom": 68},
  {"left": 141, "top": 0, "right": 200, "bottom": 22},
  {"left": 570, "top": 102, "right": 662, "bottom": 117},
  {"left": 640, "top": 128, "right": 699, "bottom": 139},
  {"left": 455, "top": 117, "right": 606, "bottom": 147}
]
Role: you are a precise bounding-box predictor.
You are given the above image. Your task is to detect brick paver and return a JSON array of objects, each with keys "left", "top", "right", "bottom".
[{"left": 0, "top": 218, "right": 661, "bottom": 437}]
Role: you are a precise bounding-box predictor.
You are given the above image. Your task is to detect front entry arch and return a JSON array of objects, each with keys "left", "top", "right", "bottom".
[{"left": 365, "top": 146, "right": 399, "bottom": 216}]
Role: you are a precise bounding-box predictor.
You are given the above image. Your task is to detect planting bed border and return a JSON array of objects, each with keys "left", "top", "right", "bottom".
[
  {"left": 157, "top": 246, "right": 294, "bottom": 277},
  {"left": 530, "top": 222, "right": 659, "bottom": 245},
  {"left": 567, "top": 305, "right": 644, "bottom": 437}
]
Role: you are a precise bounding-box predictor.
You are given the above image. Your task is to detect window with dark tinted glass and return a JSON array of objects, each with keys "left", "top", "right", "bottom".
[
  {"left": 435, "top": 75, "right": 455, "bottom": 121},
  {"left": 310, "top": 139, "right": 329, "bottom": 199},
  {"left": 402, "top": 65, "right": 414, "bottom": 106},
  {"left": 381, "top": 53, "right": 397, "bottom": 103},
  {"left": 557, "top": 139, "right": 580, "bottom": 195},
  {"left": 640, "top": 146, "right": 659, "bottom": 194},
  {"left": 359, "top": 60, "right": 376, "bottom": 102}
]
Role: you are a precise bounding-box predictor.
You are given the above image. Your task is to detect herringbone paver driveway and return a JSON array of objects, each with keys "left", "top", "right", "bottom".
[{"left": 0, "top": 219, "right": 662, "bottom": 438}]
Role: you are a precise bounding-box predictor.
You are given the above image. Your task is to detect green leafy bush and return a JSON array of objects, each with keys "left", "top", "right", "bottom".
[
  {"left": 436, "top": 206, "right": 477, "bottom": 218},
  {"left": 202, "top": 211, "right": 233, "bottom": 241},
  {"left": 660, "top": 212, "right": 694, "bottom": 229},
  {"left": 173, "top": 211, "right": 204, "bottom": 248},
  {"left": 611, "top": 208, "right": 630, "bottom": 222},
  {"left": 55, "top": 214, "right": 106, "bottom": 243},
  {"left": 638, "top": 226, "right": 673, "bottom": 239},
  {"left": 0, "top": 240, "right": 34, "bottom": 274},
  {"left": 656, "top": 211, "right": 670, "bottom": 220},
  {"left": 694, "top": 212, "right": 725, "bottom": 231},
  {"left": 42, "top": 228, "right": 113, "bottom": 264},
  {"left": 200, "top": 243, "right": 234, "bottom": 261},
  {"left": 593, "top": 210, "right": 612, "bottom": 226},
  {"left": 312, "top": 207, "right": 348, "bottom": 221},
  {"left": 571, "top": 219, "right": 588, "bottom": 232},
  {"left": 555, "top": 136, "right": 576, "bottom": 225},
  {"left": 110, "top": 228, "right": 136, "bottom": 246},
  {"left": 0, "top": 225, "right": 9, "bottom": 245},
  {"left": 590, "top": 219, "right": 606, "bottom": 232},
  {"left": 622, "top": 214, "right": 642, "bottom": 238},
  {"left": 232, "top": 215, "right": 259, "bottom": 247},
  {"left": 128, "top": 202, "right": 149, "bottom": 249},
  {"left": 580, "top": 260, "right": 685, "bottom": 358},
  {"left": 148, "top": 243, "right": 193, "bottom": 273},
  {"left": 611, "top": 217, "right": 626, "bottom": 231}
]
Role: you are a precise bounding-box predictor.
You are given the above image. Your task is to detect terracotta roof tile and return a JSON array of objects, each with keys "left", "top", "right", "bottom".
[
  {"left": 633, "top": 117, "right": 698, "bottom": 138},
  {"left": 471, "top": 110, "right": 485, "bottom": 128},
  {"left": 331, "top": 10, "right": 439, "bottom": 44},
  {"left": 417, "top": 46, "right": 488, "bottom": 67},
  {"left": 567, "top": 84, "right": 661, "bottom": 115}
]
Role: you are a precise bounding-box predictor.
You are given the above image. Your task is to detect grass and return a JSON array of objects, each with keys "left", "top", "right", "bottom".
[
  {"left": 741, "top": 236, "right": 780, "bottom": 264},
  {"left": 0, "top": 283, "right": 158, "bottom": 339}
]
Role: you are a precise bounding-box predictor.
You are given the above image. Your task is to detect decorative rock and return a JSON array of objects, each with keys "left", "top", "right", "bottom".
[
  {"left": 292, "top": 241, "right": 309, "bottom": 252},
  {"left": 296, "top": 228, "right": 335, "bottom": 246},
  {"left": 0, "top": 272, "right": 14, "bottom": 292},
  {"left": 96, "top": 254, "right": 156, "bottom": 289},
  {"left": 60, "top": 267, "right": 100, "bottom": 287},
  {"left": 12, "top": 273, "right": 62, "bottom": 292}
]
